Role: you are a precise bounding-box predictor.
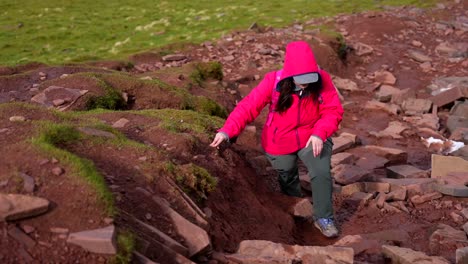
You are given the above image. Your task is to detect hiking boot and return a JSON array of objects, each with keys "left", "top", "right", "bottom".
[{"left": 314, "top": 218, "right": 339, "bottom": 238}]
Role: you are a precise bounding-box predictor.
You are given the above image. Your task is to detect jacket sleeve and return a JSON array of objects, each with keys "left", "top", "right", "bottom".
[
  {"left": 311, "top": 71, "right": 344, "bottom": 141},
  {"left": 219, "top": 72, "right": 275, "bottom": 138}
]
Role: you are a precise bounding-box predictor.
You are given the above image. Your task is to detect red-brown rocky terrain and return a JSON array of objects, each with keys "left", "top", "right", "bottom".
[{"left": 0, "top": 1, "right": 467, "bottom": 263}]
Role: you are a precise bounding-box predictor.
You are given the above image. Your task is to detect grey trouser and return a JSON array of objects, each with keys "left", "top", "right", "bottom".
[{"left": 266, "top": 138, "right": 334, "bottom": 219}]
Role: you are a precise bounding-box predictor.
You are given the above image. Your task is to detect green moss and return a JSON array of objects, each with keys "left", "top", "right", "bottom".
[
  {"left": 173, "top": 163, "right": 217, "bottom": 201},
  {"left": 86, "top": 87, "right": 127, "bottom": 110},
  {"left": 335, "top": 34, "right": 349, "bottom": 61},
  {"left": 113, "top": 230, "right": 136, "bottom": 264},
  {"left": 190, "top": 61, "right": 223, "bottom": 86},
  {"left": 39, "top": 123, "right": 81, "bottom": 145},
  {"left": 31, "top": 122, "right": 115, "bottom": 215},
  {"left": 136, "top": 109, "right": 224, "bottom": 136},
  {"left": 165, "top": 161, "right": 176, "bottom": 174},
  {"left": 195, "top": 96, "right": 227, "bottom": 118}
]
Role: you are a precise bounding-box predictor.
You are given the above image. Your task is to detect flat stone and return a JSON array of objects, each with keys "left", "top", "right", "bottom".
[
  {"left": 334, "top": 235, "right": 381, "bottom": 255},
  {"left": 431, "top": 154, "right": 468, "bottom": 178},
  {"left": 67, "top": 225, "right": 117, "bottom": 254},
  {"left": 375, "top": 85, "right": 401, "bottom": 102},
  {"left": 19, "top": 173, "right": 35, "bottom": 193},
  {"left": 451, "top": 101, "right": 468, "bottom": 116},
  {"left": 362, "top": 145, "right": 407, "bottom": 164},
  {"left": 382, "top": 245, "right": 450, "bottom": 264},
  {"left": 78, "top": 127, "right": 116, "bottom": 138},
  {"left": 8, "top": 225, "right": 36, "bottom": 249},
  {"left": 18, "top": 247, "right": 34, "bottom": 262},
  {"left": 331, "top": 152, "right": 355, "bottom": 167},
  {"left": 347, "top": 192, "right": 374, "bottom": 206},
  {"left": 411, "top": 192, "right": 443, "bottom": 204},
  {"left": 386, "top": 188, "right": 407, "bottom": 201},
  {"left": 0, "top": 193, "right": 49, "bottom": 221},
  {"left": 112, "top": 118, "right": 130, "bottom": 128},
  {"left": 447, "top": 115, "right": 468, "bottom": 133},
  {"left": 227, "top": 240, "right": 354, "bottom": 264},
  {"left": 152, "top": 196, "right": 210, "bottom": 257},
  {"left": 9, "top": 116, "right": 26, "bottom": 122},
  {"left": 364, "top": 182, "right": 391, "bottom": 193},
  {"left": 401, "top": 98, "right": 433, "bottom": 115},
  {"left": 355, "top": 154, "right": 389, "bottom": 170},
  {"left": 166, "top": 181, "right": 209, "bottom": 230},
  {"left": 162, "top": 54, "right": 187, "bottom": 62},
  {"left": 50, "top": 227, "right": 69, "bottom": 234},
  {"left": 364, "top": 100, "right": 400, "bottom": 115},
  {"left": 290, "top": 198, "right": 312, "bottom": 219},
  {"left": 333, "top": 76, "right": 359, "bottom": 91},
  {"left": 378, "top": 178, "right": 437, "bottom": 195},
  {"left": 133, "top": 251, "right": 159, "bottom": 264},
  {"left": 408, "top": 50, "right": 433, "bottom": 62},
  {"left": 435, "top": 42, "right": 468, "bottom": 58},
  {"left": 353, "top": 42, "right": 374, "bottom": 56},
  {"left": 391, "top": 88, "right": 416, "bottom": 105},
  {"left": 332, "top": 164, "right": 370, "bottom": 185},
  {"left": 386, "top": 165, "right": 428, "bottom": 179},
  {"left": 331, "top": 135, "right": 355, "bottom": 154},
  {"left": 374, "top": 71, "right": 396, "bottom": 85},
  {"left": 463, "top": 222, "right": 468, "bottom": 235},
  {"left": 51, "top": 167, "right": 64, "bottom": 176},
  {"left": 21, "top": 225, "right": 35, "bottom": 234},
  {"left": 433, "top": 171, "right": 468, "bottom": 197},
  {"left": 129, "top": 215, "right": 188, "bottom": 256},
  {"left": 52, "top": 99, "right": 66, "bottom": 106},
  {"left": 429, "top": 223, "right": 468, "bottom": 256},
  {"left": 431, "top": 87, "right": 468, "bottom": 108},
  {"left": 31, "top": 86, "right": 88, "bottom": 109},
  {"left": 341, "top": 182, "right": 364, "bottom": 196},
  {"left": 369, "top": 121, "right": 409, "bottom": 139},
  {"left": 403, "top": 114, "right": 439, "bottom": 130},
  {"left": 427, "top": 77, "right": 468, "bottom": 96},
  {"left": 456, "top": 247, "right": 468, "bottom": 264}
]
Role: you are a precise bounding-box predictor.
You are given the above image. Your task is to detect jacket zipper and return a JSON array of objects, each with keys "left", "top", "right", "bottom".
[{"left": 296, "top": 92, "right": 302, "bottom": 149}]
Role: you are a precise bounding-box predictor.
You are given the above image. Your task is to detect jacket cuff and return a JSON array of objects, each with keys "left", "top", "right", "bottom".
[
  {"left": 311, "top": 134, "right": 324, "bottom": 142},
  {"left": 218, "top": 131, "right": 230, "bottom": 142},
  {"left": 311, "top": 132, "right": 326, "bottom": 142}
]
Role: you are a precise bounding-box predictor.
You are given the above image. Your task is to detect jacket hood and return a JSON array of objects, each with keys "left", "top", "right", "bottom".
[{"left": 280, "top": 41, "right": 319, "bottom": 81}]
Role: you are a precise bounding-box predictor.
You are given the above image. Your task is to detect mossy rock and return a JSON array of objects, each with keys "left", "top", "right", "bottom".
[
  {"left": 190, "top": 61, "right": 223, "bottom": 86},
  {"left": 173, "top": 162, "right": 217, "bottom": 200}
]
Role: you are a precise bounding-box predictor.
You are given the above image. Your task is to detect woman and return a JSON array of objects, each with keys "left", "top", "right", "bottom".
[{"left": 210, "top": 41, "right": 344, "bottom": 238}]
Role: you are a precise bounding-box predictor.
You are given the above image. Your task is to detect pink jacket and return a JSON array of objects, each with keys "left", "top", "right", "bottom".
[{"left": 219, "top": 41, "right": 344, "bottom": 155}]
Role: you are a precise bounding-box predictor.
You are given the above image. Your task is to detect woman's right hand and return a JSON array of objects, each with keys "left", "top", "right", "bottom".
[{"left": 210, "top": 132, "right": 228, "bottom": 148}]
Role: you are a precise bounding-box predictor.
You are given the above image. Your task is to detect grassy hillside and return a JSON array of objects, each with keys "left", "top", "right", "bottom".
[{"left": 1, "top": 0, "right": 437, "bottom": 66}]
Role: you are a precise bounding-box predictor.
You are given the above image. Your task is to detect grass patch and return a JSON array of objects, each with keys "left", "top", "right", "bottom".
[
  {"left": 190, "top": 61, "right": 223, "bottom": 86},
  {"left": 173, "top": 162, "right": 217, "bottom": 201},
  {"left": 31, "top": 122, "right": 115, "bottom": 215},
  {"left": 0, "top": 0, "right": 438, "bottom": 66},
  {"left": 113, "top": 230, "right": 136, "bottom": 264},
  {"left": 137, "top": 109, "right": 224, "bottom": 135},
  {"left": 85, "top": 88, "right": 127, "bottom": 110},
  {"left": 195, "top": 96, "right": 227, "bottom": 118}
]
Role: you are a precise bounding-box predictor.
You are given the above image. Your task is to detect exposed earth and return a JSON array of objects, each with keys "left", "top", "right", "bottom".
[{"left": 1, "top": 1, "right": 468, "bottom": 264}]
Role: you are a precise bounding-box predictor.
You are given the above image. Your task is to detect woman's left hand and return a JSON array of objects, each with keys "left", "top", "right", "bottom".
[{"left": 306, "top": 135, "right": 323, "bottom": 157}]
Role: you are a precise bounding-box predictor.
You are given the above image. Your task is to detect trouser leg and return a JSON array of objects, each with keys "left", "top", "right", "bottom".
[
  {"left": 265, "top": 153, "right": 302, "bottom": 197},
  {"left": 298, "top": 138, "right": 334, "bottom": 219}
]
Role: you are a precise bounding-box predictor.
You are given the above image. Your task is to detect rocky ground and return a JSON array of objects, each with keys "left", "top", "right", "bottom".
[{"left": 0, "top": 1, "right": 468, "bottom": 263}]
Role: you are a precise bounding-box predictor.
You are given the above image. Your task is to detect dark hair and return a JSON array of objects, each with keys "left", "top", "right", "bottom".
[{"left": 275, "top": 75, "right": 323, "bottom": 114}]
